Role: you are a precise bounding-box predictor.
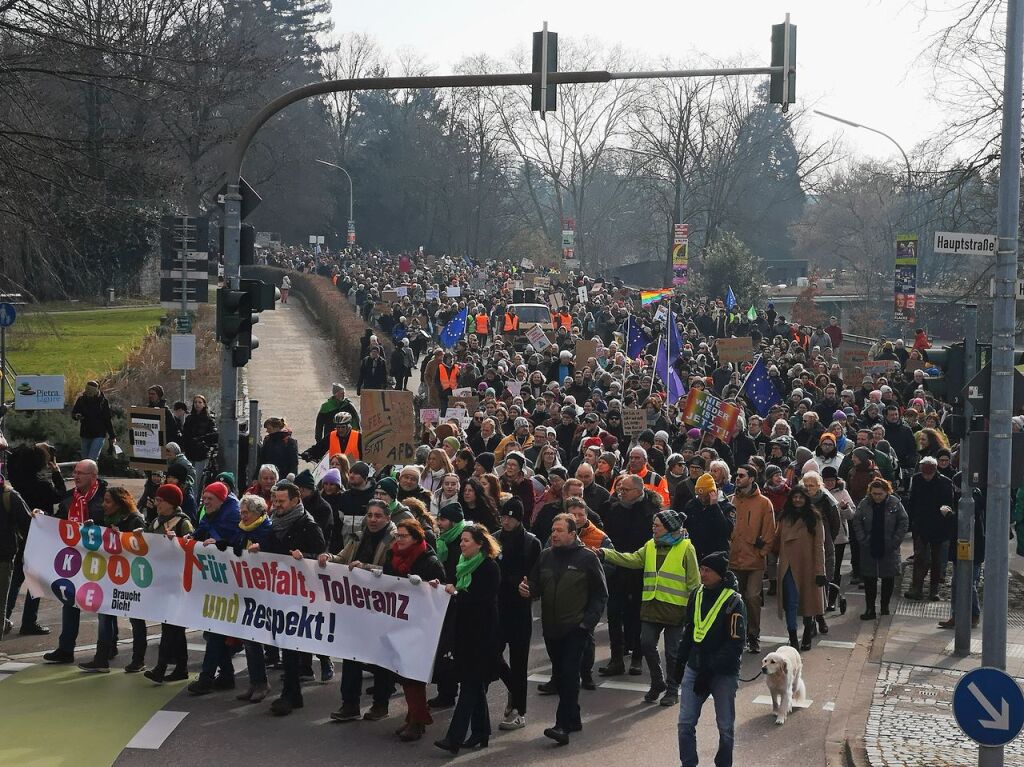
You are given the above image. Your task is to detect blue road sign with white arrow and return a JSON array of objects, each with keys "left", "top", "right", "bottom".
[
  {"left": 952, "top": 667, "right": 1024, "bottom": 747},
  {"left": 0, "top": 302, "right": 15, "bottom": 327}
]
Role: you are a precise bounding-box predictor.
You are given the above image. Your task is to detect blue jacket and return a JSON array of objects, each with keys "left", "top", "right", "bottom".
[
  {"left": 235, "top": 516, "right": 274, "bottom": 554},
  {"left": 194, "top": 494, "right": 242, "bottom": 547}
]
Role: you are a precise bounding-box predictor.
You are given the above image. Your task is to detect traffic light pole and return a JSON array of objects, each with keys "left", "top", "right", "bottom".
[
  {"left": 981, "top": 1, "right": 1024, "bottom": 765},
  {"left": 217, "top": 40, "right": 795, "bottom": 477}
]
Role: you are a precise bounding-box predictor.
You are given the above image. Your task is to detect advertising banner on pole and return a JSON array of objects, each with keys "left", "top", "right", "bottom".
[
  {"left": 672, "top": 224, "right": 689, "bottom": 286},
  {"left": 894, "top": 234, "right": 918, "bottom": 322},
  {"left": 13, "top": 375, "right": 65, "bottom": 410},
  {"left": 23, "top": 517, "right": 449, "bottom": 682}
]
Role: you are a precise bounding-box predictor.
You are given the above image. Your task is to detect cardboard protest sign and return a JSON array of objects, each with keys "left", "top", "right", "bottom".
[
  {"left": 361, "top": 390, "right": 416, "bottom": 466},
  {"left": 717, "top": 337, "right": 752, "bottom": 366},
  {"left": 382, "top": 290, "right": 399, "bottom": 304},
  {"left": 574, "top": 339, "right": 599, "bottom": 364},
  {"left": 447, "top": 395, "right": 480, "bottom": 414},
  {"left": 620, "top": 408, "right": 647, "bottom": 436},
  {"left": 861, "top": 360, "right": 900, "bottom": 379},
  {"left": 839, "top": 348, "right": 869, "bottom": 380},
  {"left": 526, "top": 324, "right": 551, "bottom": 351},
  {"left": 128, "top": 407, "right": 166, "bottom": 471}
]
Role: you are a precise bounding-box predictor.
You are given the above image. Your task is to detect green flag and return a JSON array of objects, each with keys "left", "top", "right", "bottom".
[{"left": 747, "top": 305, "right": 757, "bottom": 321}]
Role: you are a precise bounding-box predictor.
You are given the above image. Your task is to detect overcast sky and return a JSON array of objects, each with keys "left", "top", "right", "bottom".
[{"left": 331, "top": 1, "right": 971, "bottom": 168}]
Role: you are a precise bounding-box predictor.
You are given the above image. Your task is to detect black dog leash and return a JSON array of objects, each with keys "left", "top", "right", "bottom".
[{"left": 739, "top": 668, "right": 765, "bottom": 683}]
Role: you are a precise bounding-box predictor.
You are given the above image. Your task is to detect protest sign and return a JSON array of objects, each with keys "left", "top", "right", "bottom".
[
  {"left": 535, "top": 275, "right": 551, "bottom": 289},
  {"left": 382, "top": 290, "right": 399, "bottom": 304},
  {"left": 717, "top": 337, "right": 752, "bottom": 366},
  {"left": 577, "top": 285, "right": 588, "bottom": 304},
  {"left": 862, "top": 360, "right": 900, "bottom": 379},
  {"left": 311, "top": 452, "right": 331, "bottom": 484},
  {"left": 419, "top": 408, "right": 440, "bottom": 425},
  {"left": 839, "top": 348, "right": 869, "bottom": 380},
  {"left": 681, "top": 388, "right": 741, "bottom": 442},
  {"left": 395, "top": 286, "right": 408, "bottom": 298},
  {"left": 526, "top": 324, "right": 551, "bottom": 351},
  {"left": 361, "top": 390, "right": 416, "bottom": 466},
  {"left": 443, "top": 407, "right": 467, "bottom": 422},
  {"left": 447, "top": 395, "right": 480, "bottom": 414},
  {"left": 128, "top": 407, "right": 166, "bottom": 471},
  {"left": 446, "top": 286, "right": 461, "bottom": 298},
  {"left": 505, "top": 380, "right": 523, "bottom": 397},
  {"left": 425, "top": 288, "right": 440, "bottom": 301},
  {"left": 574, "top": 339, "right": 599, "bottom": 364},
  {"left": 620, "top": 408, "right": 647, "bottom": 436},
  {"left": 452, "top": 387, "right": 472, "bottom": 398},
  {"left": 548, "top": 292, "right": 567, "bottom": 312},
  {"left": 24, "top": 516, "right": 449, "bottom": 681}
]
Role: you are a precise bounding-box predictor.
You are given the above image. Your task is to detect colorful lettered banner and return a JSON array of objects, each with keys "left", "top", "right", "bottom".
[{"left": 24, "top": 516, "right": 450, "bottom": 682}]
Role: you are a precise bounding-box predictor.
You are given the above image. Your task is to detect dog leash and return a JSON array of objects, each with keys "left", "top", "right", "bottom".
[{"left": 738, "top": 669, "right": 765, "bottom": 683}]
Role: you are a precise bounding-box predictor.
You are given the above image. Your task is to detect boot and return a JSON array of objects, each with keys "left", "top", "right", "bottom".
[
  {"left": 788, "top": 629, "right": 799, "bottom": 650},
  {"left": 800, "top": 618, "right": 814, "bottom": 651},
  {"left": 144, "top": 664, "right": 166, "bottom": 684},
  {"left": 79, "top": 641, "right": 112, "bottom": 673},
  {"left": 165, "top": 665, "right": 189, "bottom": 682},
  {"left": 816, "top": 615, "right": 829, "bottom": 635},
  {"left": 598, "top": 656, "right": 625, "bottom": 677},
  {"left": 399, "top": 722, "right": 425, "bottom": 742}
]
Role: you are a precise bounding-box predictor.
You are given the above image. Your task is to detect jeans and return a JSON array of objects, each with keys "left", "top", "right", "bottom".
[
  {"left": 200, "top": 633, "right": 234, "bottom": 681},
  {"left": 640, "top": 621, "right": 684, "bottom": 692},
  {"left": 445, "top": 680, "right": 490, "bottom": 742},
  {"left": 950, "top": 562, "right": 982, "bottom": 618},
  {"left": 58, "top": 602, "right": 81, "bottom": 653},
  {"left": 81, "top": 437, "right": 105, "bottom": 461},
  {"left": 243, "top": 641, "right": 268, "bottom": 686},
  {"left": 545, "top": 626, "right": 589, "bottom": 731},
  {"left": 782, "top": 570, "right": 799, "bottom": 631},
  {"left": 678, "top": 665, "right": 738, "bottom": 767},
  {"left": 731, "top": 569, "right": 764, "bottom": 638},
  {"left": 607, "top": 570, "right": 643, "bottom": 660},
  {"left": 6, "top": 558, "right": 40, "bottom": 627},
  {"left": 340, "top": 659, "right": 394, "bottom": 706}
]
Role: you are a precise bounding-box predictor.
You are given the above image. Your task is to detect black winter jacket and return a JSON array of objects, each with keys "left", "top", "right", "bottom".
[{"left": 676, "top": 574, "right": 747, "bottom": 678}]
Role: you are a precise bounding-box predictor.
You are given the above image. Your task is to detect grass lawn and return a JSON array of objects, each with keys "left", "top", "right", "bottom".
[{"left": 6, "top": 307, "right": 165, "bottom": 387}]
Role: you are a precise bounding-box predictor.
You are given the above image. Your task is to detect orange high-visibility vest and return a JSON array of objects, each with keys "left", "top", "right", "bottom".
[
  {"left": 439, "top": 363, "right": 460, "bottom": 392},
  {"left": 329, "top": 429, "right": 361, "bottom": 460},
  {"left": 503, "top": 313, "right": 519, "bottom": 332},
  {"left": 475, "top": 314, "right": 489, "bottom": 334},
  {"left": 554, "top": 311, "right": 571, "bottom": 329}
]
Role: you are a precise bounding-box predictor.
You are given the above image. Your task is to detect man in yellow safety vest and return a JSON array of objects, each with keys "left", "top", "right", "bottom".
[
  {"left": 598, "top": 509, "right": 699, "bottom": 707},
  {"left": 674, "top": 551, "right": 746, "bottom": 767}
]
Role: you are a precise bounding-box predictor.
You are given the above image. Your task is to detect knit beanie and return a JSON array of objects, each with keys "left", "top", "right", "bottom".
[
  {"left": 701, "top": 550, "right": 730, "bottom": 579},
  {"left": 293, "top": 470, "right": 316, "bottom": 490},
  {"left": 216, "top": 472, "right": 237, "bottom": 493},
  {"left": 155, "top": 483, "right": 184, "bottom": 507},
  {"left": 501, "top": 496, "right": 525, "bottom": 521},
  {"left": 443, "top": 436, "right": 461, "bottom": 451},
  {"left": 853, "top": 447, "right": 874, "bottom": 464},
  {"left": 350, "top": 461, "right": 371, "bottom": 480},
  {"left": 475, "top": 452, "right": 496, "bottom": 473},
  {"left": 438, "top": 502, "right": 465, "bottom": 524},
  {"left": 377, "top": 476, "right": 399, "bottom": 499},
  {"left": 166, "top": 463, "right": 189, "bottom": 484},
  {"left": 695, "top": 473, "right": 717, "bottom": 494},
  {"left": 656, "top": 509, "right": 685, "bottom": 533},
  {"left": 322, "top": 468, "right": 344, "bottom": 486},
  {"left": 203, "top": 482, "right": 229, "bottom": 502}
]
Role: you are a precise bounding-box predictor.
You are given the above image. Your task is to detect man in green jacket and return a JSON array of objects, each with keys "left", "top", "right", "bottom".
[
  {"left": 520, "top": 513, "right": 608, "bottom": 746},
  {"left": 314, "top": 384, "right": 360, "bottom": 443},
  {"left": 599, "top": 509, "right": 699, "bottom": 707}
]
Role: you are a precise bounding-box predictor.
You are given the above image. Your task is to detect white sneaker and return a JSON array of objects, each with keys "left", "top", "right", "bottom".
[{"left": 499, "top": 710, "right": 526, "bottom": 731}]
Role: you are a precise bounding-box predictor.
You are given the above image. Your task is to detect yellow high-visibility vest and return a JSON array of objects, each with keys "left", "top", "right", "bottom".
[{"left": 641, "top": 538, "right": 694, "bottom": 605}]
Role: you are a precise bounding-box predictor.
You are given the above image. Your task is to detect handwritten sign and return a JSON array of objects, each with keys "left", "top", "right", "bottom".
[
  {"left": 128, "top": 407, "right": 166, "bottom": 471},
  {"left": 361, "top": 390, "right": 416, "bottom": 466},
  {"left": 620, "top": 408, "right": 647, "bottom": 436},
  {"left": 526, "top": 324, "right": 551, "bottom": 351},
  {"left": 839, "top": 348, "right": 869, "bottom": 380},
  {"left": 420, "top": 408, "right": 440, "bottom": 425},
  {"left": 574, "top": 339, "right": 599, "bottom": 364},
  {"left": 717, "top": 337, "right": 752, "bottom": 366}
]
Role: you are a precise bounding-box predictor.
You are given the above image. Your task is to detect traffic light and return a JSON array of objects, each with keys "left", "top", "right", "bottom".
[
  {"left": 217, "top": 279, "right": 278, "bottom": 367},
  {"left": 532, "top": 26, "right": 558, "bottom": 117},
  {"left": 770, "top": 18, "right": 797, "bottom": 109}
]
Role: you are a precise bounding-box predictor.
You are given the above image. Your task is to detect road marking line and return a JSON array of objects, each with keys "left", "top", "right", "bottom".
[
  {"left": 0, "top": 661, "right": 34, "bottom": 672},
  {"left": 599, "top": 680, "right": 651, "bottom": 693},
  {"left": 0, "top": 673, "right": 11, "bottom": 683},
  {"left": 124, "top": 710, "right": 189, "bottom": 749},
  {"left": 823, "top": 701, "right": 835, "bottom": 711},
  {"left": 818, "top": 640, "right": 856, "bottom": 649},
  {"left": 527, "top": 674, "right": 550, "bottom": 683},
  {"left": 752, "top": 694, "right": 813, "bottom": 708}
]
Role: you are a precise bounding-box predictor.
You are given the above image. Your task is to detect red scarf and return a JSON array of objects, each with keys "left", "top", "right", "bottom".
[
  {"left": 69, "top": 481, "right": 99, "bottom": 524},
  {"left": 390, "top": 539, "right": 427, "bottom": 576}
]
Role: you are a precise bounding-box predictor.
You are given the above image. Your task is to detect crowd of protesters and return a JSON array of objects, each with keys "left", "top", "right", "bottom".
[{"left": 0, "top": 243, "right": 996, "bottom": 766}]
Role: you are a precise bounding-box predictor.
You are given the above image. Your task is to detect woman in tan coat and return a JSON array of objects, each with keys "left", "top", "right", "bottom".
[{"left": 773, "top": 486, "right": 827, "bottom": 651}]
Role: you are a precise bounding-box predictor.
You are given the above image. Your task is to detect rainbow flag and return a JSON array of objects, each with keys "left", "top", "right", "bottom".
[{"left": 640, "top": 288, "right": 673, "bottom": 305}]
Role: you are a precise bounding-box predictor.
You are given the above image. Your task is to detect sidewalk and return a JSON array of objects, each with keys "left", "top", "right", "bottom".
[{"left": 849, "top": 550, "right": 1024, "bottom": 766}]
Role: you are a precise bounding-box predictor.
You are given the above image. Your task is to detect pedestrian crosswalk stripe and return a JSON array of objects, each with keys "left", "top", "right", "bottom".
[{"left": 125, "top": 711, "right": 189, "bottom": 750}]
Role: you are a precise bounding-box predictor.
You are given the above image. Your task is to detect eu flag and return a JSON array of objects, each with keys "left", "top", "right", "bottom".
[
  {"left": 741, "top": 355, "right": 782, "bottom": 417},
  {"left": 655, "top": 340, "right": 687, "bottom": 403},
  {"left": 725, "top": 285, "right": 737, "bottom": 311},
  {"left": 626, "top": 315, "right": 651, "bottom": 359},
  {"left": 439, "top": 308, "right": 468, "bottom": 349}
]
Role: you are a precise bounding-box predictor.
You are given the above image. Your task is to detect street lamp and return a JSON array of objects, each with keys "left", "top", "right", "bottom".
[
  {"left": 813, "top": 110, "right": 913, "bottom": 188},
  {"left": 315, "top": 159, "right": 355, "bottom": 244}
]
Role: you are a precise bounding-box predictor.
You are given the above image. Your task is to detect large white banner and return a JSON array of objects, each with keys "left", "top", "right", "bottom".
[{"left": 23, "top": 516, "right": 450, "bottom": 682}]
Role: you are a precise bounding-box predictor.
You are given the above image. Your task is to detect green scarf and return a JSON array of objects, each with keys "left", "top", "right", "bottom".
[
  {"left": 455, "top": 552, "right": 484, "bottom": 591},
  {"left": 436, "top": 519, "right": 465, "bottom": 562}
]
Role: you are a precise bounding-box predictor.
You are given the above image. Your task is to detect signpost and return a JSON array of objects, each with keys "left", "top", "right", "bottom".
[{"left": 952, "top": 667, "right": 1024, "bottom": 748}]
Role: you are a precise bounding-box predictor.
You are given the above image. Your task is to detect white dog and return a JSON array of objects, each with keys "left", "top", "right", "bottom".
[{"left": 761, "top": 646, "right": 806, "bottom": 725}]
